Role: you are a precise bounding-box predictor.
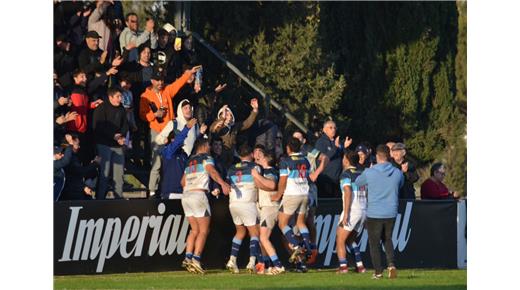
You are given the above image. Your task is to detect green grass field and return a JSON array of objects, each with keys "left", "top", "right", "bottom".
[{"left": 54, "top": 269, "right": 466, "bottom": 289}]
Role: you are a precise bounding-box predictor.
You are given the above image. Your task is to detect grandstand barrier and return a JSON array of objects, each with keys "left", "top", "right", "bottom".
[{"left": 54, "top": 199, "right": 467, "bottom": 275}]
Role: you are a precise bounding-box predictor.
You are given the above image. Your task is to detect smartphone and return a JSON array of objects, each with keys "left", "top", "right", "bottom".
[{"left": 174, "top": 37, "right": 182, "bottom": 51}]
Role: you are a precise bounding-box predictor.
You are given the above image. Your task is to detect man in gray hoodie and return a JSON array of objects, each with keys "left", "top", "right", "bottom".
[{"left": 355, "top": 145, "right": 403, "bottom": 280}]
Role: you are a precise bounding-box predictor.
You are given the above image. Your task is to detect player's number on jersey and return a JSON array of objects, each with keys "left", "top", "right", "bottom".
[
  {"left": 297, "top": 164, "right": 307, "bottom": 179},
  {"left": 189, "top": 160, "right": 198, "bottom": 173}
]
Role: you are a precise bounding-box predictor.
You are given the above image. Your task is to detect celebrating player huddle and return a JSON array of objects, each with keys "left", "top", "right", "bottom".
[{"left": 178, "top": 135, "right": 367, "bottom": 276}]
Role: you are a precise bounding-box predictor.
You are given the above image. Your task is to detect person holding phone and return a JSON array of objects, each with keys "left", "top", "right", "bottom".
[{"left": 139, "top": 65, "right": 201, "bottom": 198}]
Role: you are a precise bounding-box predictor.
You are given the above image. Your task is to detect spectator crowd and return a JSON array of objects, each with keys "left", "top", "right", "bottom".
[{"left": 53, "top": 0, "right": 460, "bottom": 203}]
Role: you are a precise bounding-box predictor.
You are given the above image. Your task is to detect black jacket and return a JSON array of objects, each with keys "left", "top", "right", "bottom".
[
  {"left": 92, "top": 101, "right": 128, "bottom": 147},
  {"left": 61, "top": 151, "right": 98, "bottom": 200},
  {"left": 391, "top": 158, "right": 419, "bottom": 199},
  {"left": 77, "top": 47, "right": 105, "bottom": 78}
]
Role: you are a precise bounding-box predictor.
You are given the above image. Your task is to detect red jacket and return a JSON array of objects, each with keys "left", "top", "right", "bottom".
[
  {"left": 66, "top": 87, "right": 97, "bottom": 133},
  {"left": 420, "top": 178, "right": 450, "bottom": 200}
]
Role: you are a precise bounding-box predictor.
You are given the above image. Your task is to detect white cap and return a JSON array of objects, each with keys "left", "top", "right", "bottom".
[{"left": 162, "top": 23, "right": 176, "bottom": 34}]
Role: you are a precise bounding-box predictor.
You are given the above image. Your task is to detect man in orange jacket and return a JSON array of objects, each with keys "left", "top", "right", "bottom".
[{"left": 140, "top": 65, "right": 201, "bottom": 198}]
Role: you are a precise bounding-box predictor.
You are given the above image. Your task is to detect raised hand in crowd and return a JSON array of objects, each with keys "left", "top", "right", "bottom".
[
  {"left": 200, "top": 123, "right": 208, "bottom": 135},
  {"left": 106, "top": 66, "right": 118, "bottom": 76},
  {"left": 187, "top": 118, "right": 197, "bottom": 129},
  {"left": 91, "top": 99, "right": 104, "bottom": 108},
  {"left": 344, "top": 136, "right": 353, "bottom": 148},
  {"left": 57, "top": 96, "right": 70, "bottom": 106},
  {"left": 335, "top": 136, "right": 341, "bottom": 148},
  {"left": 100, "top": 50, "right": 108, "bottom": 64},
  {"left": 189, "top": 65, "right": 202, "bottom": 75},
  {"left": 65, "top": 134, "right": 80, "bottom": 151},
  {"left": 56, "top": 111, "right": 79, "bottom": 125},
  {"left": 111, "top": 55, "right": 123, "bottom": 67},
  {"left": 309, "top": 171, "right": 319, "bottom": 183},
  {"left": 214, "top": 83, "right": 227, "bottom": 93},
  {"left": 250, "top": 98, "right": 259, "bottom": 112}
]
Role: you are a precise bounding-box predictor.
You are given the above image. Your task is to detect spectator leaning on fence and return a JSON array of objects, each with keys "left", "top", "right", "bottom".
[{"left": 420, "top": 163, "right": 461, "bottom": 200}]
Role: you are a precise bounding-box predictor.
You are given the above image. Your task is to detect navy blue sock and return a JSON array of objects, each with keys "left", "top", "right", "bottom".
[
  {"left": 193, "top": 255, "right": 201, "bottom": 262},
  {"left": 185, "top": 252, "right": 193, "bottom": 260},
  {"left": 263, "top": 255, "right": 272, "bottom": 267},
  {"left": 282, "top": 226, "right": 299, "bottom": 246},
  {"left": 270, "top": 255, "right": 282, "bottom": 268},
  {"left": 300, "top": 227, "right": 312, "bottom": 252},
  {"left": 349, "top": 241, "right": 363, "bottom": 265},
  {"left": 231, "top": 237, "right": 242, "bottom": 258},
  {"left": 250, "top": 236, "right": 260, "bottom": 260},
  {"left": 338, "top": 257, "right": 347, "bottom": 267}
]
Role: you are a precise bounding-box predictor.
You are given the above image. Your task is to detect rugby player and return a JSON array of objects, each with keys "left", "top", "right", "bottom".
[
  {"left": 292, "top": 130, "right": 330, "bottom": 265},
  {"left": 255, "top": 151, "right": 286, "bottom": 275},
  {"left": 336, "top": 150, "right": 367, "bottom": 273},
  {"left": 180, "top": 137, "right": 231, "bottom": 274},
  {"left": 271, "top": 138, "right": 312, "bottom": 264},
  {"left": 225, "top": 144, "right": 276, "bottom": 274}
]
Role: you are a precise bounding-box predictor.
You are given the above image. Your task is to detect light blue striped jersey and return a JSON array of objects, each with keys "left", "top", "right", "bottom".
[
  {"left": 227, "top": 160, "right": 261, "bottom": 203},
  {"left": 339, "top": 167, "right": 367, "bottom": 213},
  {"left": 279, "top": 153, "right": 310, "bottom": 196},
  {"left": 183, "top": 153, "right": 215, "bottom": 193}
]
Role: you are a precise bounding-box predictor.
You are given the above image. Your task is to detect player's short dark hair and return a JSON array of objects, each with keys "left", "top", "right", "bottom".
[
  {"left": 287, "top": 137, "right": 302, "bottom": 153},
  {"left": 375, "top": 144, "right": 390, "bottom": 160},
  {"left": 254, "top": 144, "right": 266, "bottom": 153},
  {"left": 264, "top": 152, "right": 275, "bottom": 167},
  {"left": 430, "top": 162, "right": 444, "bottom": 177},
  {"left": 72, "top": 69, "right": 86, "bottom": 78},
  {"left": 238, "top": 143, "right": 252, "bottom": 157},
  {"left": 194, "top": 137, "right": 209, "bottom": 152},
  {"left": 343, "top": 149, "right": 359, "bottom": 166},
  {"left": 107, "top": 87, "right": 122, "bottom": 97}
]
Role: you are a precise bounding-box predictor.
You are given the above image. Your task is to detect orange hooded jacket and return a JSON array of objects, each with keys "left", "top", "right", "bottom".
[{"left": 139, "top": 71, "right": 192, "bottom": 133}]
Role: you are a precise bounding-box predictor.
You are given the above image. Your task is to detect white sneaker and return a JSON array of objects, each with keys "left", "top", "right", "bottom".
[
  {"left": 267, "top": 266, "right": 285, "bottom": 275},
  {"left": 246, "top": 258, "right": 257, "bottom": 274},
  {"left": 190, "top": 260, "right": 205, "bottom": 274},
  {"left": 226, "top": 258, "right": 239, "bottom": 274}
]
